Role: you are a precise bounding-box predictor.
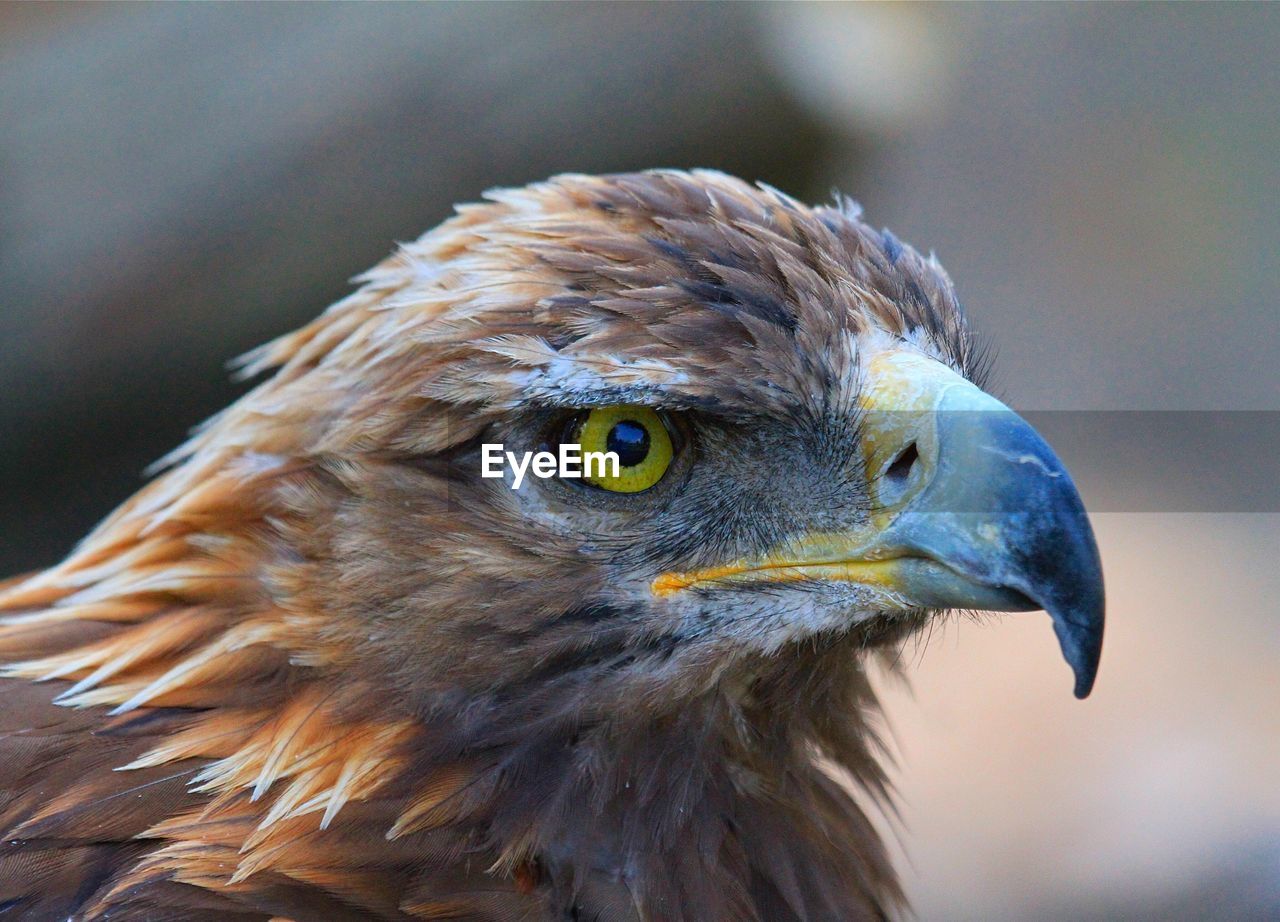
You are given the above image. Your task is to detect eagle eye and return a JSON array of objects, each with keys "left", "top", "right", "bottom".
[{"left": 561, "top": 405, "right": 676, "bottom": 494}]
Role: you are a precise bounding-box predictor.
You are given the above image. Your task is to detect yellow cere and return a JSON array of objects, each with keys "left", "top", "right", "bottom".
[
  {"left": 573, "top": 405, "right": 673, "bottom": 494},
  {"left": 855, "top": 349, "right": 962, "bottom": 518}
]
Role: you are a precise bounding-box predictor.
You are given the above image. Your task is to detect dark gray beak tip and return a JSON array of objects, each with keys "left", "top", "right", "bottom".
[
  {"left": 1056, "top": 613, "right": 1103, "bottom": 699},
  {"left": 1044, "top": 571, "right": 1105, "bottom": 699}
]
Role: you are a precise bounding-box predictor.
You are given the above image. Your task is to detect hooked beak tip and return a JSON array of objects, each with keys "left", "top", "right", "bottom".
[{"left": 1047, "top": 595, "right": 1105, "bottom": 699}]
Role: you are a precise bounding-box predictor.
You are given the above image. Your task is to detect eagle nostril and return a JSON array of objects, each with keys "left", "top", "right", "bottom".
[
  {"left": 885, "top": 442, "right": 919, "bottom": 486},
  {"left": 878, "top": 441, "right": 920, "bottom": 507}
]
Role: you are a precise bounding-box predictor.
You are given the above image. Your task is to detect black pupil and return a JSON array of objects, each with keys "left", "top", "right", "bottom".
[{"left": 606, "top": 420, "right": 650, "bottom": 467}]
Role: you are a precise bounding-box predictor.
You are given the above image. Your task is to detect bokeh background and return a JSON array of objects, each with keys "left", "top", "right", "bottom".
[{"left": 1, "top": 3, "right": 1276, "bottom": 919}]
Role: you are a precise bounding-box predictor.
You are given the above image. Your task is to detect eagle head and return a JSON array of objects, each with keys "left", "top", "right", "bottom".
[{"left": 0, "top": 170, "right": 1103, "bottom": 920}]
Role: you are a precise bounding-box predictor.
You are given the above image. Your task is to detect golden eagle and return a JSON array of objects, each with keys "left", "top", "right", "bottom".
[{"left": 0, "top": 171, "right": 1102, "bottom": 920}]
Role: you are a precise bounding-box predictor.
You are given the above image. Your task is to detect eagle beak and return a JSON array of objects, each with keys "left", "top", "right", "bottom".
[{"left": 652, "top": 351, "right": 1105, "bottom": 698}]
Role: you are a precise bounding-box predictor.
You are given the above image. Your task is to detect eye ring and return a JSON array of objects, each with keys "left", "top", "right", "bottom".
[{"left": 558, "top": 405, "right": 677, "bottom": 494}]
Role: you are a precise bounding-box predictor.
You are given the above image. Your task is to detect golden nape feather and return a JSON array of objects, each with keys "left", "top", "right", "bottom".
[{"left": 0, "top": 170, "right": 1103, "bottom": 920}]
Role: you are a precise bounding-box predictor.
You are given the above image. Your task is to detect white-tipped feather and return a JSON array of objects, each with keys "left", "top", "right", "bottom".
[{"left": 109, "top": 621, "right": 280, "bottom": 714}]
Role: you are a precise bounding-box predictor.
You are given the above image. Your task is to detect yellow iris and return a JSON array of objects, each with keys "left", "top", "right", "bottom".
[{"left": 571, "top": 405, "right": 674, "bottom": 493}]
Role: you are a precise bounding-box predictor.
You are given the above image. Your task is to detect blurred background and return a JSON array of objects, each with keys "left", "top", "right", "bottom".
[{"left": 1, "top": 3, "right": 1276, "bottom": 918}]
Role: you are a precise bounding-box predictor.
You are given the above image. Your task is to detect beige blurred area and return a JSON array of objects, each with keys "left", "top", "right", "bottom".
[
  {"left": 1, "top": 3, "right": 1276, "bottom": 919},
  {"left": 876, "top": 513, "right": 1280, "bottom": 920}
]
